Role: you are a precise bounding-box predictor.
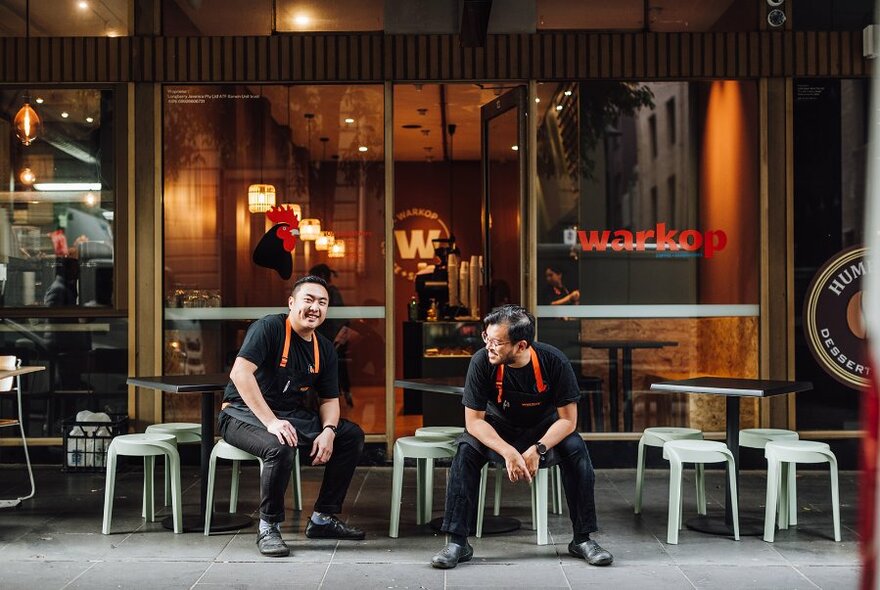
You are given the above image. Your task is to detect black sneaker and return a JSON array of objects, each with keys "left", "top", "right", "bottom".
[
  {"left": 431, "top": 542, "right": 474, "bottom": 569},
  {"left": 305, "top": 515, "right": 365, "bottom": 540},
  {"left": 568, "top": 539, "right": 613, "bottom": 566},
  {"left": 256, "top": 528, "right": 290, "bottom": 557}
]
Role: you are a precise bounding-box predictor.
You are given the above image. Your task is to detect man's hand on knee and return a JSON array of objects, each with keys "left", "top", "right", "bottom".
[{"left": 268, "top": 419, "right": 298, "bottom": 447}]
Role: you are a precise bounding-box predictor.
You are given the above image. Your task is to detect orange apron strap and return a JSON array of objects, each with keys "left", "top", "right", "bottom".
[
  {"left": 495, "top": 365, "right": 504, "bottom": 404},
  {"left": 280, "top": 317, "right": 292, "bottom": 368},
  {"left": 530, "top": 347, "right": 548, "bottom": 393},
  {"left": 312, "top": 333, "right": 320, "bottom": 373}
]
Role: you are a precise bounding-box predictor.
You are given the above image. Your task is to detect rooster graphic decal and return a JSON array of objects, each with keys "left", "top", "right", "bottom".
[{"left": 252, "top": 204, "right": 300, "bottom": 280}]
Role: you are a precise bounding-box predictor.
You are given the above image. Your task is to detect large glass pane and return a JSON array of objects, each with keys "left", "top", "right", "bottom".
[
  {"left": 536, "top": 0, "right": 758, "bottom": 32},
  {"left": 0, "top": 0, "right": 129, "bottom": 36},
  {"left": 1, "top": 88, "right": 116, "bottom": 310},
  {"left": 276, "top": 0, "right": 383, "bottom": 32},
  {"left": 163, "top": 84, "right": 386, "bottom": 434},
  {"left": 163, "top": 0, "right": 272, "bottom": 36},
  {"left": 536, "top": 80, "right": 759, "bottom": 433}
]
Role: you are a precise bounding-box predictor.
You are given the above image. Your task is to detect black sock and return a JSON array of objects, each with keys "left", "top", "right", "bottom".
[
  {"left": 573, "top": 532, "right": 591, "bottom": 544},
  {"left": 450, "top": 533, "right": 468, "bottom": 546}
]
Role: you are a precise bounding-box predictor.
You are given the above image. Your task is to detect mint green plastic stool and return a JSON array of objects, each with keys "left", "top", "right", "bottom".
[
  {"left": 663, "top": 439, "right": 739, "bottom": 545},
  {"left": 145, "top": 422, "right": 201, "bottom": 509},
  {"left": 763, "top": 440, "right": 840, "bottom": 543},
  {"left": 388, "top": 436, "right": 456, "bottom": 537},
  {"left": 740, "top": 428, "right": 799, "bottom": 528},
  {"left": 102, "top": 433, "right": 182, "bottom": 534},
  {"left": 203, "top": 439, "right": 302, "bottom": 535},
  {"left": 635, "top": 427, "right": 706, "bottom": 516}
]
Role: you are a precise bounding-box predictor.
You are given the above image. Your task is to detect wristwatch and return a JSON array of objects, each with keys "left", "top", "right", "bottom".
[
  {"left": 535, "top": 441, "right": 548, "bottom": 456},
  {"left": 323, "top": 424, "right": 338, "bottom": 434}
]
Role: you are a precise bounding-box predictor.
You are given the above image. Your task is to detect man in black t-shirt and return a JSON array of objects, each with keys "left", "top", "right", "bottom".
[
  {"left": 220, "top": 275, "right": 365, "bottom": 557},
  {"left": 431, "top": 305, "right": 612, "bottom": 569}
]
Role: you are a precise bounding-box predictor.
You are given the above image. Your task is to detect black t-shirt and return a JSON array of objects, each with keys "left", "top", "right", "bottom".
[
  {"left": 223, "top": 313, "right": 339, "bottom": 412},
  {"left": 462, "top": 341, "right": 580, "bottom": 427},
  {"left": 539, "top": 284, "right": 570, "bottom": 305}
]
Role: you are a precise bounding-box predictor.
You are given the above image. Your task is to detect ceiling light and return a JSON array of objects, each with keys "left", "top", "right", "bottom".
[
  {"left": 86, "top": 116, "right": 94, "bottom": 123},
  {"left": 299, "top": 218, "right": 321, "bottom": 241},
  {"left": 247, "top": 184, "right": 276, "bottom": 213},
  {"left": 564, "top": 90, "right": 572, "bottom": 96},
  {"left": 315, "top": 231, "right": 335, "bottom": 251},
  {"left": 84, "top": 193, "right": 98, "bottom": 207},
  {"left": 556, "top": 104, "right": 563, "bottom": 111},
  {"left": 34, "top": 182, "right": 101, "bottom": 191},
  {"left": 511, "top": 145, "right": 519, "bottom": 151},
  {"left": 34, "top": 97, "right": 43, "bottom": 104},
  {"left": 61, "top": 111, "right": 69, "bottom": 118},
  {"left": 14, "top": 102, "right": 41, "bottom": 146},
  {"left": 78, "top": 1, "right": 89, "bottom": 9},
  {"left": 18, "top": 168, "right": 35, "bottom": 185},
  {"left": 535, "top": 98, "right": 541, "bottom": 103},
  {"left": 106, "top": 30, "right": 119, "bottom": 37},
  {"left": 344, "top": 117, "right": 355, "bottom": 124},
  {"left": 294, "top": 14, "right": 310, "bottom": 26},
  {"left": 328, "top": 240, "right": 346, "bottom": 259},
  {"left": 358, "top": 146, "right": 368, "bottom": 152}
]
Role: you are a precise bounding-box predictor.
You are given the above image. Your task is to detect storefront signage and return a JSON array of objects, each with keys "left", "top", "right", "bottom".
[
  {"left": 393, "top": 208, "right": 450, "bottom": 281},
  {"left": 803, "top": 246, "right": 870, "bottom": 389},
  {"left": 578, "top": 224, "right": 727, "bottom": 258}
]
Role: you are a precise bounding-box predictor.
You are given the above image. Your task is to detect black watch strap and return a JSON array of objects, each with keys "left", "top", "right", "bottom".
[
  {"left": 323, "top": 424, "right": 338, "bottom": 434},
  {"left": 535, "top": 441, "right": 548, "bottom": 456}
]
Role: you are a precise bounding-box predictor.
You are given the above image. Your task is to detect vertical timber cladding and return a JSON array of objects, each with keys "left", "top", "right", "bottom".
[{"left": 0, "top": 31, "right": 867, "bottom": 84}]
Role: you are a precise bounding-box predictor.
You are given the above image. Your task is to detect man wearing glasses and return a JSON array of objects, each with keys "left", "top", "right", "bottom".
[{"left": 431, "top": 305, "right": 612, "bottom": 568}]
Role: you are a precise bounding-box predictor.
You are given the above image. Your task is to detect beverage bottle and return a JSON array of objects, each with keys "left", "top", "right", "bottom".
[{"left": 408, "top": 294, "right": 419, "bottom": 321}]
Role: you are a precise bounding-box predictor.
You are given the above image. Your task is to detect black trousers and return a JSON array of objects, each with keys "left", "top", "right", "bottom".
[
  {"left": 440, "top": 431, "right": 599, "bottom": 538},
  {"left": 219, "top": 413, "right": 365, "bottom": 523}
]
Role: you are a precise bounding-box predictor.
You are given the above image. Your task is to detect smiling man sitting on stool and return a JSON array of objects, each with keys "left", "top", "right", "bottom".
[
  {"left": 431, "top": 305, "right": 612, "bottom": 568},
  {"left": 220, "top": 275, "right": 365, "bottom": 557}
]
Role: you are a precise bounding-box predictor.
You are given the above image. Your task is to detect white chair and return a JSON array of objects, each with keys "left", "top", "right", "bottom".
[
  {"left": 144, "top": 422, "right": 201, "bottom": 509},
  {"left": 662, "top": 439, "right": 740, "bottom": 544},
  {"left": 475, "top": 462, "right": 557, "bottom": 545},
  {"left": 203, "top": 439, "right": 302, "bottom": 535},
  {"left": 740, "top": 428, "right": 799, "bottom": 527},
  {"left": 763, "top": 440, "right": 840, "bottom": 543},
  {"left": 102, "top": 433, "right": 182, "bottom": 534},
  {"left": 635, "top": 427, "right": 706, "bottom": 515},
  {"left": 389, "top": 436, "right": 457, "bottom": 537}
]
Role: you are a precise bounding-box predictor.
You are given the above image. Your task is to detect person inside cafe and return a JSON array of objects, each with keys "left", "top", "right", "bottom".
[
  {"left": 308, "top": 263, "right": 353, "bottom": 407},
  {"left": 540, "top": 265, "right": 580, "bottom": 305},
  {"left": 220, "top": 275, "right": 366, "bottom": 557},
  {"left": 431, "top": 305, "right": 612, "bottom": 569}
]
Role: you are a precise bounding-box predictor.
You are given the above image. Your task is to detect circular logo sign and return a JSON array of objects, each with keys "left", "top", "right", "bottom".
[
  {"left": 803, "top": 246, "right": 870, "bottom": 389},
  {"left": 392, "top": 208, "right": 450, "bottom": 281}
]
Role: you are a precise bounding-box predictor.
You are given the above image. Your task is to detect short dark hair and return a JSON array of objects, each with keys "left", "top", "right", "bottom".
[
  {"left": 291, "top": 275, "right": 329, "bottom": 297},
  {"left": 483, "top": 304, "right": 535, "bottom": 346}
]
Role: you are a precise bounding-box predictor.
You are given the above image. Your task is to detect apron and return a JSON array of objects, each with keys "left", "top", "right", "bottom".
[
  {"left": 459, "top": 347, "right": 558, "bottom": 458},
  {"left": 220, "top": 317, "right": 325, "bottom": 442}
]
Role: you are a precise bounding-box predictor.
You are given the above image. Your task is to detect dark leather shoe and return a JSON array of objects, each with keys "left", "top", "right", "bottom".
[
  {"left": 568, "top": 539, "right": 613, "bottom": 566},
  {"left": 256, "top": 528, "right": 290, "bottom": 557},
  {"left": 431, "top": 542, "right": 474, "bottom": 569},
  {"left": 305, "top": 515, "right": 365, "bottom": 540}
]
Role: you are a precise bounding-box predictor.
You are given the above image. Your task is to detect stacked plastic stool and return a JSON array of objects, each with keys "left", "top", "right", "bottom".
[
  {"left": 635, "top": 427, "right": 707, "bottom": 516},
  {"left": 144, "top": 422, "right": 201, "bottom": 509},
  {"left": 388, "top": 436, "right": 457, "bottom": 537},
  {"left": 739, "top": 428, "right": 799, "bottom": 529}
]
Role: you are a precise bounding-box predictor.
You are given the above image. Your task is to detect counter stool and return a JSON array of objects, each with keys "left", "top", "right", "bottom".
[
  {"left": 740, "top": 428, "right": 799, "bottom": 528},
  {"left": 145, "top": 422, "right": 201, "bottom": 510},
  {"left": 102, "top": 433, "right": 182, "bottom": 534},
  {"left": 763, "top": 440, "right": 840, "bottom": 543},
  {"left": 662, "top": 440, "right": 739, "bottom": 544},
  {"left": 203, "top": 439, "right": 302, "bottom": 535},
  {"left": 635, "top": 427, "right": 706, "bottom": 515},
  {"left": 389, "top": 436, "right": 457, "bottom": 537}
]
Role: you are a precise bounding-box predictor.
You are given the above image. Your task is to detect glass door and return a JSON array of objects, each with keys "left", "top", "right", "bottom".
[{"left": 481, "top": 87, "right": 527, "bottom": 309}]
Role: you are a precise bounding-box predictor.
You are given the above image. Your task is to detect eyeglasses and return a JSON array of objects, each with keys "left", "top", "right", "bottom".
[{"left": 481, "top": 331, "right": 511, "bottom": 349}]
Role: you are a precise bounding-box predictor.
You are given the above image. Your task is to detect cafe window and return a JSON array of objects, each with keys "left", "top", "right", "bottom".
[
  {"left": 162, "top": 84, "right": 387, "bottom": 434},
  {"left": 0, "top": 87, "right": 126, "bottom": 438},
  {"left": 536, "top": 0, "right": 759, "bottom": 32},
  {"left": 0, "top": 0, "right": 129, "bottom": 36},
  {"left": 535, "top": 80, "right": 759, "bottom": 434}
]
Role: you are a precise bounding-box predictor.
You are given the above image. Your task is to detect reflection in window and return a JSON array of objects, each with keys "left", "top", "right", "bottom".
[
  {"left": 0, "top": 0, "right": 129, "bottom": 36},
  {"left": 536, "top": 0, "right": 758, "bottom": 32},
  {"left": 0, "top": 89, "right": 116, "bottom": 310}
]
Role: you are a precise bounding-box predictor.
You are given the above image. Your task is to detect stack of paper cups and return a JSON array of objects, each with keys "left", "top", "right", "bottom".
[
  {"left": 459, "top": 261, "right": 469, "bottom": 309},
  {"left": 447, "top": 253, "right": 459, "bottom": 306},
  {"left": 469, "top": 255, "right": 481, "bottom": 318}
]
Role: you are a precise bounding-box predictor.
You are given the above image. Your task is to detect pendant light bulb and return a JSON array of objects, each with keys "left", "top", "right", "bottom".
[{"left": 14, "top": 102, "right": 41, "bottom": 146}]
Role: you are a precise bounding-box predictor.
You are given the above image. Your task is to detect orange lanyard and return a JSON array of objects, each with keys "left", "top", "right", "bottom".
[
  {"left": 494, "top": 347, "right": 547, "bottom": 403},
  {"left": 279, "top": 317, "right": 320, "bottom": 373}
]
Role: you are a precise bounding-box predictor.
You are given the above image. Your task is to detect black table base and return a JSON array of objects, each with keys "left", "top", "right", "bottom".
[
  {"left": 685, "top": 515, "right": 764, "bottom": 537},
  {"left": 428, "top": 516, "right": 521, "bottom": 535},
  {"left": 162, "top": 512, "right": 254, "bottom": 533}
]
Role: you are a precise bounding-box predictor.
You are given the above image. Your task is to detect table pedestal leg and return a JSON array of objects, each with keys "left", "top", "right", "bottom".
[{"left": 608, "top": 350, "right": 619, "bottom": 432}]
